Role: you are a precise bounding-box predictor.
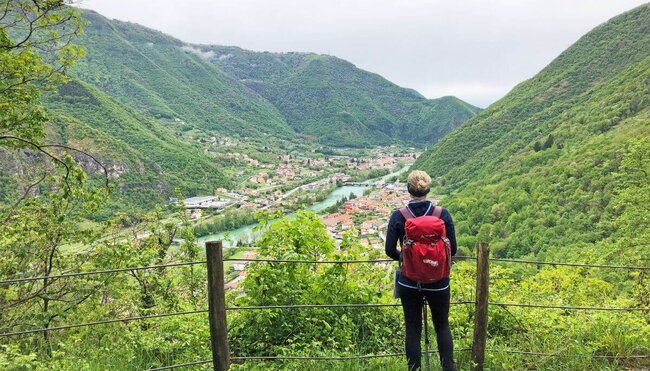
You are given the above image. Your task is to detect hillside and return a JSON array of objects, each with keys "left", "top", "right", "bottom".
[
  {"left": 3, "top": 9, "right": 479, "bottom": 213},
  {"left": 2, "top": 3, "right": 649, "bottom": 370},
  {"left": 205, "top": 46, "right": 481, "bottom": 146},
  {"left": 71, "top": 10, "right": 295, "bottom": 140},
  {"left": 2, "top": 76, "right": 243, "bottom": 214},
  {"left": 413, "top": 4, "right": 650, "bottom": 261},
  {"left": 70, "top": 10, "right": 479, "bottom": 148},
  {"left": 7, "top": 80, "right": 232, "bottom": 214}
]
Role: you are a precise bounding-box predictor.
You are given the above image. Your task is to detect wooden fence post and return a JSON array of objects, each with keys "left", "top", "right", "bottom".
[
  {"left": 471, "top": 242, "right": 490, "bottom": 371},
  {"left": 206, "top": 241, "right": 230, "bottom": 371}
]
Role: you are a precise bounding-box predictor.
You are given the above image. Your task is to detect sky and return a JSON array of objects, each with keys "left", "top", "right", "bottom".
[{"left": 75, "top": 0, "right": 647, "bottom": 108}]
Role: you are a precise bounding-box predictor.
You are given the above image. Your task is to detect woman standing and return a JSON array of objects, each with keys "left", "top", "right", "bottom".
[{"left": 385, "top": 170, "right": 457, "bottom": 371}]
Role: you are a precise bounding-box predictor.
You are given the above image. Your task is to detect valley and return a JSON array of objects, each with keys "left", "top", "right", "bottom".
[{"left": 1, "top": 2, "right": 648, "bottom": 370}]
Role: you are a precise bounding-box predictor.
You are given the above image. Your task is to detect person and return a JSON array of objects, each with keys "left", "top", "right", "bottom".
[{"left": 385, "top": 170, "right": 457, "bottom": 371}]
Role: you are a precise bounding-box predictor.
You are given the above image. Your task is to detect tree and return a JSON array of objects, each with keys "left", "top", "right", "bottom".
[
  {"left": 1, "top": 0, "right": 84, "bottom": 142},
  {"left": 0, "top": 0, "right": 113, "bottom": 357},
  {"left": 229, "top": 212, "right": 400, "bottom": 357},
  {"left": 542, "top": 134, "right": 554, "bottom": 149},
  {"left": 1, "top": 1, "right": 90, "bottom": 208}
]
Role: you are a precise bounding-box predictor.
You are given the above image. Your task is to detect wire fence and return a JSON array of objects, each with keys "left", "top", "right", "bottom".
[
  {"left": 4, "top": 299, "right": 648, "bottom": 338},
  {"left": 0, "top": 261, "right": 206, "bottom": 285},
  {"left": 147, "top": 348, "right": 650, "bottom": 371},
  {"left": 2, "top": 248, "right": 648, "bottom": 369},
  {"left": 2, "top": 254, "right": 647, "bottom": 286},
  {"left": 148, "top": 349, "right": 475, "bottom": 371}
]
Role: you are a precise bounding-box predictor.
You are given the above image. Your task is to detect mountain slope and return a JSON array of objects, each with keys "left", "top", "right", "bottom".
[
  {"left": 413, "top": 4, "right": 650, "bottom": 262},
  {"left": 71, "top": 9, "right": 479, "bottom": 148},
  {"left": 71, "top": 10, "right": 295, "bottom": 140},
  {"left": 204, "top": 46, "right": 481, "bottom": 146},
  {"left": 44, "top": 80, "right": 231, "bottom": 213},
  {"left": 415, "top": 4, "right": 650, "bottom": 185}
]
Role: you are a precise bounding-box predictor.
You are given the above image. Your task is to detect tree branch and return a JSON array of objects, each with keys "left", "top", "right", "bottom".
[
  {"left": 42, "top": 143, "right": 110, "bottom": 189},
  {"left": 0, "top": 135, "right": 72, "bottom": 194},
  {"left": 0, "top": 168, "right": 49, "bottom": 224}
]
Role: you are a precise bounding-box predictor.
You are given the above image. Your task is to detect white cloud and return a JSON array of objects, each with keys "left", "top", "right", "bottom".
[{"left": 180, "top": 45, "right": 216, "bottom": 60}]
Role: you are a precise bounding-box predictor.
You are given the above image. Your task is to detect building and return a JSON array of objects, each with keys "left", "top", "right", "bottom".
[{"left": 183, "top": 196, "right": 229, "bottom": 209}]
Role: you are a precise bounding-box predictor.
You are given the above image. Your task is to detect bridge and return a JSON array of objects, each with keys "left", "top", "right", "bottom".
[{"left": 342, "top": 182, "right": 386, "bottom": 187}]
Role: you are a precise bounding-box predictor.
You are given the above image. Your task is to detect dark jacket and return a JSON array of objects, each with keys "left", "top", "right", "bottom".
[{"left": 385, "top": 199, "right": 457, "bottom": 290}]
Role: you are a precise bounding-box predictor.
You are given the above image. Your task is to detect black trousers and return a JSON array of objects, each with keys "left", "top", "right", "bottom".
[{"left": 399, "top": 285, "right": 455, "bottom": 371}]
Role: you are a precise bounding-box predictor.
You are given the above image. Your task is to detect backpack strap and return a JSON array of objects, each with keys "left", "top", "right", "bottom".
[
  {"left": 432, "top": 205, "right": 443, "bottom": 218},
  {"left": 423, "top": 202, "right": 433, "bottom": 216},
  {"left": 398, "top": 206, "right": 415, "bottom": 220}
]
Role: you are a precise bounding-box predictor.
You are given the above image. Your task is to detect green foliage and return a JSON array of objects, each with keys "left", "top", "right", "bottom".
[
  {"left": 43, "top": 80, "right": 231, "bottom": 212},
  {"left": 71, "top": 10, "right": 294, "bottom": 140},
  {"left": 229, "top": 212, "right": 400, "bottom": 358},
  {"left": 210, "top": 48, "right": 481, "bottom": 147},
  {"left": 1, "top": 3, "right": 649, "bottom": 371},
  {"left": 414, "top": 4, "right": 650, "bottom": 260},
  {"left": 193, "top": 209, "right": 256, "bottom": 237},
  {"left": 0, "top": 0, "right": 84, "bottom": 142},
  {"left": 408, "top": 4, "right": 650, "bottom": 369}
]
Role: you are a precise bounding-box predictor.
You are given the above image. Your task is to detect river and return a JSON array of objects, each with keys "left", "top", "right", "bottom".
[{"left": 197, "top": 165, "right": 410, "bottom": 247}]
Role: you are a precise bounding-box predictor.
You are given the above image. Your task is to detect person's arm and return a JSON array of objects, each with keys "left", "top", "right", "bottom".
[
  {"left": 385, "top": 211, "right": 402, "bottom": 261},
  {"left": 441, "top": 208, "right": 458, "bottom": 256}
]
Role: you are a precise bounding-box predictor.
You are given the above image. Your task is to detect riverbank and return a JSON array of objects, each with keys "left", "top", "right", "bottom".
[{"left": 197, "top": 164, "right": 411, "bottom": 247}]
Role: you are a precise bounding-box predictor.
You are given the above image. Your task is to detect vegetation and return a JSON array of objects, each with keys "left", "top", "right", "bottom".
[
  {"left": 2, "top": 7, "right": 478, "bottom": 212},
  {"left": 209, "top": 46, "right": 481, "bottom": 146},
  {"left": 413, "top": 3, "right": 650, "bottom": 261},
  {"left": 45, "top": 81, "right": 231, "bottom": 214},
  {"left": 1, "top": 1, "right": 649, "bottom": 370},
  {"left": 193, "top": 209, "right": 256, "bottom": 237},
  {"left": 3, "top": 208, "right": 648, "bottom": 370},
  {"left": 72, "top": 10, "right": 295, "bottom": 140},
  {"left": 410, "top": 3, "right": 650, "bottom": 367},
  {"left": 54, "top": 8, "right": 480, "bottom": 149}
]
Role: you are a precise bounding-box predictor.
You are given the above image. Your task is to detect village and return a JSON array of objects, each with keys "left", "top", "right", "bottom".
[
  {"left": 221, "top": 174, "right": 440, "bottom": 290},
  {"left": 182, "top": 145, "right": 419, "bottom": 219}
]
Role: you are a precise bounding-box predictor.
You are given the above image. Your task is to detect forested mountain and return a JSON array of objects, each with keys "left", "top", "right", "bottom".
[
  {"left": 2, "top": 9, "right": 479, "bottom": 211},
  {"left": 205, "top": 46, "right": 481, "bottom": 146},
  {"left": 2, "top": 2, "right": 649, "bottom": 369},
  {"left": 0, "top": 79, "right": 232, "bottom": 214},
  {"left": 413, "top": 4, "right": 650, "bottom": 262},
  {"left": 70, "top": 10, "right": 479, "bottom": 147},
  {"left": 72, "top": 11, "right": 295, "bottom": 140},
  {"left": 46, "top": 81, "right": 232, "bottom": 212}
]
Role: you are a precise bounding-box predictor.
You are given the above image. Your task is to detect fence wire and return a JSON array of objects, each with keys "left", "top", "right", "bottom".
[
  {"left": 148, "top": 349, "right": 474, "bottom": 370},
  {"left": 489, "top": 349, "right": 650, "bottom": 359},
  {"left": 0, "top": 261, "right": 206, "bottom": 285},
  {"left": 223, "top": 257, "right": 649, "bottom": 270},
  {"left": 490, "top": 302, "right": 650, "bottom": 311},
  {"left": 2, "top": 255, "right": 647, "bottom": 286},
  {"left": 147, "top": 348, "right": 648, "bottom": 370},
  {"left": 4, "top": 299, "right": 649, "bottom": 338},
  {"left": 0, "top": 310, "right": 208, "bottom": 337},
  {"left": 2, "top": 244, "right": 649, "bottom": 369}
]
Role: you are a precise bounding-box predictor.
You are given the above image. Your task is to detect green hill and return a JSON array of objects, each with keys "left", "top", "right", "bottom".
[
  {"left": 70, "top": 10, "right": 478, "bottom": 148},
  {"left": 71, "top": 10, "right": 295, "bottom": 140},
  {"left": 3, "top": 9, "right": 480, "bottom": 213},
  {"left": 413, "top": 4, "right": 650, "bottom": 262},
  {"left": 205, "top": 46, "right": 481, "bottom": 146},
  {"left": 44, "top": 80, "right": 232, "bottom": 214}
]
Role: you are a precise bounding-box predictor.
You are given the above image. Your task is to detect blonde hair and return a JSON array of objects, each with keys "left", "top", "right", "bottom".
[{"left": 407, "top": 170, "right": 431, "bottom": 196}]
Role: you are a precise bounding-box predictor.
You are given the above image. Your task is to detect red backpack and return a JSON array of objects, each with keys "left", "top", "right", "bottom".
[{"left": 398, "top": 204, "right": 452, "bottom": 284}]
